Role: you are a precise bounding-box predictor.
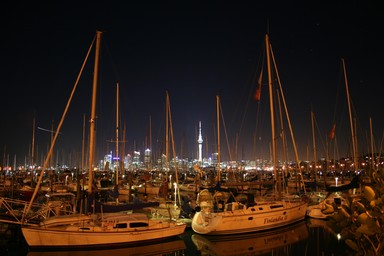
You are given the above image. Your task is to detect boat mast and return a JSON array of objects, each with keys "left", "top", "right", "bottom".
[
  {"left": 31, "top": 117, "right": 35, "bottom": 169},
  {"left": 272, "top": 47, "right": 303, "bottom": 193},
  {"left": 81, "top": 114, "right": 86, "bottom": 173},
  {"left": 115, "top": 82, "right": 120, "bottom": 186},
  {"left": 311, "top": 110, "right": 319, "bottom": 185},
  {"left": 167, "top": 93, "right": 181, "bottom": 205},
  {"left": 165, "top": 91, "right": 170, "bottom": 184},
  {"left": 216, "top": 95, "right": 221, "bottom": 183},
  {"left": 369, "top": 117, "right": 375, "bottom": 173},
  {"left": 265, "top": 34, "right": 277, "bottom": 193},
  {"left": 342, "top": 58, "right": 358, "bottom": 172},
  {"left": 149, "top": 115, "right": 152, "bottom": 171},
  {"left": 30, "top": 117, "right": 36, "bottom": 186},
  {"left": 87, "top": 30, "right": 102, "bottom": 194},
  {"left": 23, "top": 31, "right": 99, "bottom": 220},
  {"left": 79, "top": 114, "right": 86, "bottom": 201}
]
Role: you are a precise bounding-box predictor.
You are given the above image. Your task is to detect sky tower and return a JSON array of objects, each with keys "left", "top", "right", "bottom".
[{"left": 198, "top": 121, "right": 203, "bottom": 163}]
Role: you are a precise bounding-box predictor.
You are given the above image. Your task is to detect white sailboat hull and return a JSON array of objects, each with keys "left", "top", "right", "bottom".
[
  {"left": 191, "top": 200, "right": 307, "bottom": 235},
  {"left": 21, "top": 213, "right": 186, "bottom": 248}
]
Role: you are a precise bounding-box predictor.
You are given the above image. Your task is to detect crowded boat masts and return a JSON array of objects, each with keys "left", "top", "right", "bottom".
[{"left": 0, "top": 31, "right": 383, "bottom": 255}]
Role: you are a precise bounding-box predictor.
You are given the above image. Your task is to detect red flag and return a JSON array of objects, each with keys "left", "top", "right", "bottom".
[
  {"left": 254, "top": 68, "right": 263, "bottom": 101},
  {"left": 254, "top": 88, "right": 261, "bottom": 101},
  {"left": 329, "top": 123, "right": 336, "bottom": 140}
]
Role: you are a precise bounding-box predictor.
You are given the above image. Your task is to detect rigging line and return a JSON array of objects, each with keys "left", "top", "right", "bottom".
[
  {"left": 167, "top": 95, "right": 182, "bottom": 205},
  {"left": 219, "top": 99, "right": 232, "bottom": 162},
  {"left": 37, "top": 127, "right": 62, "bottom": 134},
  {"left": 252, "top": 100, "right": 265, "bottom": 160},
  {"left": 103, "top": 34, "right": 121, "bottom": 82},
  {"left": 238, "top": 39, "right": 266, "bottom": 140},
  {"left": 270, "top": 42, "right": 300, "bottom": 167},
  {"left": 313, "top": 111, "right": 327, "bottom": 156},
  {"left": 154, "top": 95, "right": 167, "bottom": 158},
  {"left": 332, "top": 63, "right": 344, "bottom": 126},
  {"left": 254, "top": 40, "right": 269, "bottom": 140},
  {"left": 23, "top": 34, "right": 96, "bottom": 220}
]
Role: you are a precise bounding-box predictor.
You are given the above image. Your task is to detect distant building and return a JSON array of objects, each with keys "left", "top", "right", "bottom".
[{"left": 198, "top": 121, "right": 203, "bottom": 163}]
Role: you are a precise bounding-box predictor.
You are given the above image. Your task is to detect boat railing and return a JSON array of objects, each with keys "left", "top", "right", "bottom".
[{"left": 0, "top": 196, "right": 74, "bottom": 225}]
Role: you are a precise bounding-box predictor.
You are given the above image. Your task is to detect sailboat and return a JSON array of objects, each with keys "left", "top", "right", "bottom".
[
  {"left": 306, "top": 59, "right": 362, "bottom": 220},
  {"left": 91, "top": 83, "right": 159, "bottom": 213},
  {"left": 20, "top": 31, "right": 186, "bottom": 249},
  {"left": 144, "top": 91, "right": 186, "bottom": 222},
  {"left": 191, "top": 34, "right": 307, "bottom": 235}
]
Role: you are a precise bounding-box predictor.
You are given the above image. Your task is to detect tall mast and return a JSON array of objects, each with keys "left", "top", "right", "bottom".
[
  {"left": 115, "top": 82, "right": 120, "bottom": 186},
  {"left": 149, "top": 115, "right": 152, "bottom": 171},
  {"left": 167, "top": 94, "right": 181, "bottom": 205},
  {"left": 265, "top": 34, "right": 277, "bottom": 189},
  {"left": 23, "top": 31, "right": 99, "bottom": 220},
  {"left": 342, "top": 58, "right": 358, "bottom": 172},
  {"left": 81, "top": 114, "right": 86, "bottom": 172},
  {"left": 369, "top": 117, "right": 375, "bottom": 174},
  {"left": 311, "top": 110, "right": 318, "bottom": 183},
  {"left": 87, "top": 30, "right": 102, "bottom": 194},
  {"left": 165, "top": 91, "right": 170, "bottom": 181},
  {"left": 31, "top": 116, "right": 35, "bottom": 168},
  {"left": 216, "top": 95, "right": 221, "bottom": 182}
]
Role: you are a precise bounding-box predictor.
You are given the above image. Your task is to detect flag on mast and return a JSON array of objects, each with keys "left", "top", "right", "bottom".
[
  {"left": 254, "top": 67, "right": 263, "bottom": 101},
  {"left": 329, "top": 123, "right": 336, "bottom": 140}
]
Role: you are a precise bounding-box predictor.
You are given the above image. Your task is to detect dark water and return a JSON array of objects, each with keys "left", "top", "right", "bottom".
[{"left": 1, "top": 218, "right": 352, "bottom": 256}]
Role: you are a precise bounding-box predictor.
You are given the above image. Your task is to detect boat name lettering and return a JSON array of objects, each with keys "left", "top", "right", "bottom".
[{"left": 263, "top": 215, "right": 287, "bottom": 224}]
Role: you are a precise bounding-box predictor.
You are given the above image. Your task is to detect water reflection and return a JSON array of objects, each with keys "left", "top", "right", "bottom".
[{"left": 27, "top": 237, "right": 185, "bottom": 256}]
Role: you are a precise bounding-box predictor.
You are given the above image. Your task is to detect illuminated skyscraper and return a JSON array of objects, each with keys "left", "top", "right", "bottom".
[{"left": 198, "top": 121, "right": 203, "bottom": 163}]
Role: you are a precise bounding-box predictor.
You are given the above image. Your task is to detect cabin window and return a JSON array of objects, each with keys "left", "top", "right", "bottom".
[
  {"left": 79, "top": 227, "right": 90, "bottom": 231},
  {"left": 248, "top": 217, "right": 253, "bottom": 220},
  {"left": 270, "top": 205, "right": 283, "bottom": 209},
  {"left": 129, "top": 222, "right": 149, "bottom": 228},
  {"left": 115, "top": 223, "right": 127, "bottom": 228}
]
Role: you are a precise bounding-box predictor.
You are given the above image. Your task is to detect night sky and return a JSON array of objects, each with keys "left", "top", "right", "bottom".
[{"left": 0, "top": 1, "right": 382, "bottom": 167}]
